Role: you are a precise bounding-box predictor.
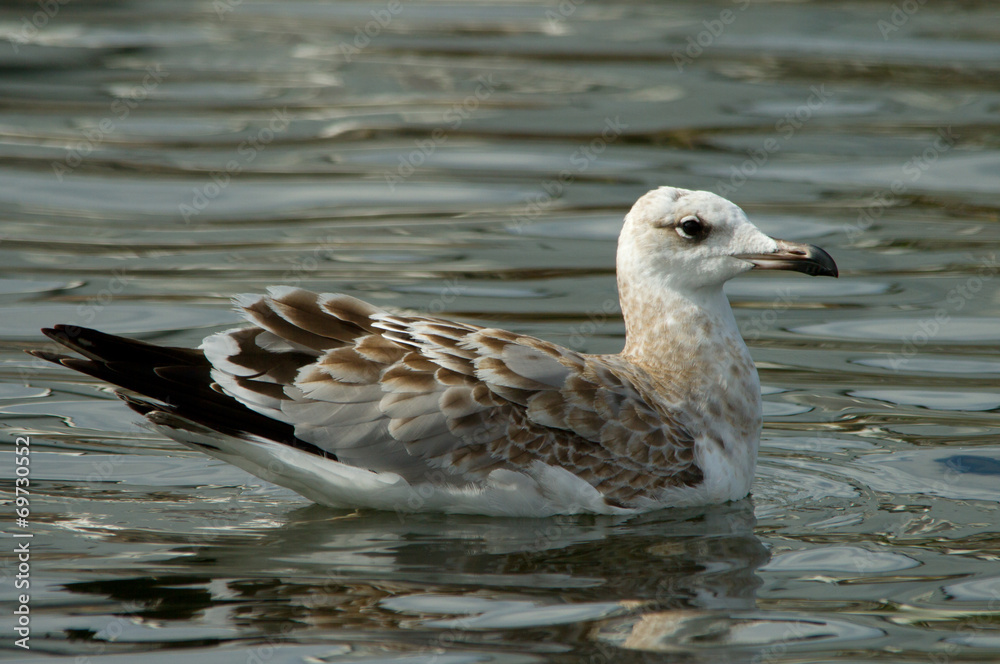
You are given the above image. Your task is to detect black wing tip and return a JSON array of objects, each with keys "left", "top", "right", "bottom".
[
  {"left": 116, "top": 391, "right": 166, "bottom": 416},
  {"left": 31, "top": 324, "right": 338, "bottom": 462},
  {"left": 26, "top": 349, "right": 70, "bottom": 364},
  {"left": 24, "top": 348, "right": 99, "bottom": 373},
  {"left": 41, "top": 324, "right": 83, "bottom": 341},
  {"left": 39, "top": 324, "right": 101, "bottom": 358}
]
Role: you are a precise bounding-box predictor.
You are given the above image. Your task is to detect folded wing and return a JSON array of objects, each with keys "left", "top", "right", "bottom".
[{"left": 206, "top": 287, "right": 703, "bottom": 505}]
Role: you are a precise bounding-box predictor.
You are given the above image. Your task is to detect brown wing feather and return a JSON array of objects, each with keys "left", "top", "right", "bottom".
[{"left": 203, "top": 287, "right": 703, "bottom": 506}]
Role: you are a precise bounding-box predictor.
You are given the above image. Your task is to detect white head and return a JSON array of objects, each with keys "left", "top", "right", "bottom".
[{"left": 617, "top": 186, "right": 837, "bottom": 296}]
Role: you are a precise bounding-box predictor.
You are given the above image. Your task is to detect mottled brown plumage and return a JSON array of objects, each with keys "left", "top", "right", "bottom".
[
  {"left": 207, "top": 287, "right": 704, "bottom": 506},
  {"left": 29, "top": 186, "right": 836, "bottom": 515}
]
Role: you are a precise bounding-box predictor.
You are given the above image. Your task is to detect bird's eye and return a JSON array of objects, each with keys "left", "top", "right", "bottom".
[{"left": 676, "top": 216, "right": 708, "bottom": 241}]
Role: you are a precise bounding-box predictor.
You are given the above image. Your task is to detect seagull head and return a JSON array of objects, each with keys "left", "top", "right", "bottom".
[{"left": 618, "top": 186, "right": 838, "bottom": 295}]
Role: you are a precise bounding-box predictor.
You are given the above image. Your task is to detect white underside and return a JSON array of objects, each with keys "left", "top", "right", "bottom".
[{"left": 148, "top": 416, "right": 747, "bottom": 517}]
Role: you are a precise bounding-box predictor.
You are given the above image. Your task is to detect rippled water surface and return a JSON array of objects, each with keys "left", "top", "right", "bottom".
[{"left": 2, "top": 0, "right": 1000, "bottom": 662}]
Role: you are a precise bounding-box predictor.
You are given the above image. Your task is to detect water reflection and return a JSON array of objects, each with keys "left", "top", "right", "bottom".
[{"left": 58, "top": 501, "right": 768, "bottom": 654}]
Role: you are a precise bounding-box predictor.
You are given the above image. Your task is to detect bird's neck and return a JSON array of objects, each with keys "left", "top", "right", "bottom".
[
  {"left": 617, "top": 276, "right": 763, "bottom": 490},
  {"left": 618, "top": 277, "right": 755, "bottom": 401}
]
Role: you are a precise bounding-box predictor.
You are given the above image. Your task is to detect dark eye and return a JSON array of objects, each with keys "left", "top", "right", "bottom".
[{"left": 676, "top": 216, "right": 708, "bottom": 241}]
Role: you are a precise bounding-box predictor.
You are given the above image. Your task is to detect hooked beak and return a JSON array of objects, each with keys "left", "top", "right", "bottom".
[{"left": 736, "top": 239, "right": 838, "bottom": 277}]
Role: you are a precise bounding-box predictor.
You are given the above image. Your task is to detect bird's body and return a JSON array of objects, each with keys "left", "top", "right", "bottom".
[{"left": 31, "top": 187, "right": 837, "bottom": 516}]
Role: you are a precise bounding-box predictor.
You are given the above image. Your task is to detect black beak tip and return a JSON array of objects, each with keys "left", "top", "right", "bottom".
[
  {"left": 737, "top": 242, "right": 839, "bottom": 278},
  {"left": 808, "top": 245, "right": 839, "bottom": 278}
]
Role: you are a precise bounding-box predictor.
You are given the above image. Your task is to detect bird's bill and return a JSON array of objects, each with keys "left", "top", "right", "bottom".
[{"left": 736, "top": 239, "right": 838, "bottom": 277}]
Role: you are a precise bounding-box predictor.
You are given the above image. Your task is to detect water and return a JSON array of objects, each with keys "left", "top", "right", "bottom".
[{"left": 2, "top": 0, "right": 1000, "bottom": 661}]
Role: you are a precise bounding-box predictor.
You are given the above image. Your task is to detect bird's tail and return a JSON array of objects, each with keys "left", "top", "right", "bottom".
[{"left": 27, "top": 325, "right": 330, "bottom": 457}]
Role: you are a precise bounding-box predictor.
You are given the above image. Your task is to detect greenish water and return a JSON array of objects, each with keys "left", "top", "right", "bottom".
[{"left": 2, "top": 0, "right": 1000, "bottom": 662}]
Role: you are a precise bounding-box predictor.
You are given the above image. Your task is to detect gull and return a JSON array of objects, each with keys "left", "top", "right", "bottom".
[{"left": 30, "top": 187, "right": 837, "bottom": 516}]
